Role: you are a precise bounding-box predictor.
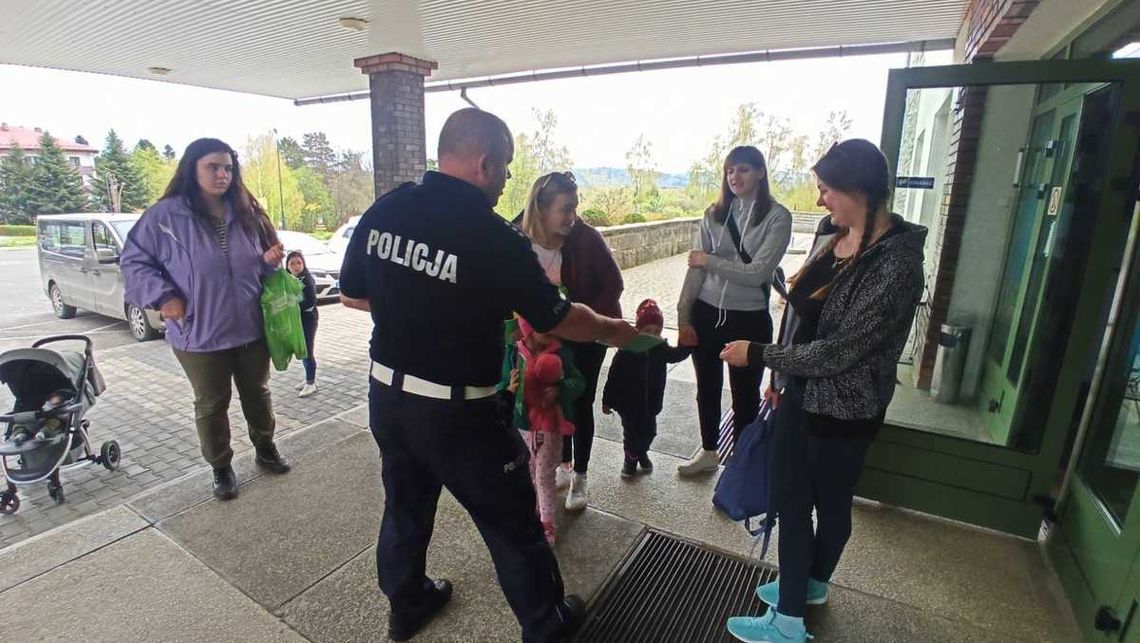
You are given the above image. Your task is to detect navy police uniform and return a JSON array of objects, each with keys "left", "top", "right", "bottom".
[{"left": 339, "top": 171, "right": 573, "bottom": 641}]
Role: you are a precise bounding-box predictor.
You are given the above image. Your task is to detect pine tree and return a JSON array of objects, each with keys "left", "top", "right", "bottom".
[
  {"left": 162, "top": 144, "right": 176, "bottom": 160},
  {"left": 26, "top": 132, "right": 88, "bottom": 215},
  {"left": 277, "top": 136, "right": 305, "bottom": 169},
  {"left": 0, "top": 145, "right": 34, "bottom": 224},
  {"left": 95, "top": 129, "right": 149, "bottom": 211},
  {"left": 301, "top": 132, "right": 337, "bottom": 182}
]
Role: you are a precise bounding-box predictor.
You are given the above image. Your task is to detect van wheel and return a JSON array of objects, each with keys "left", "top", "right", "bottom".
[
  {"left": 127, "top": 304, "right": 160, "bottom": 341},
  {"left": 49, "top": 283, "right": 77, "bottom": 319}
]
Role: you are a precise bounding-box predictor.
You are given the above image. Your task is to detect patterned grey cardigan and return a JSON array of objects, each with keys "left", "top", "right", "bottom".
[{"left": 753, "top": 215, "right": 927, "bottom": 420}]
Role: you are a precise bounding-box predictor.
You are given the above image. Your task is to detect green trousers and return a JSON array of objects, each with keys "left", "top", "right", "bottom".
[{"left": 173, "top": 339, "right": 276, "bottom": 468}]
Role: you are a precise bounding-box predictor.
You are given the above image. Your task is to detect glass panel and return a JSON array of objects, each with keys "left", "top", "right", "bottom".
[
  {"left": 1008, "top": 112, "right": 1079, "bottom": 384},
  {"left": 1080, "top": 314, "right": 1140, "bottom": 525},
  {"left": 887, "top": 83, "right": 1119, "bottom": 451},
  {"left": 987, "top": 111, "right": 1054, "bottom": 365}
]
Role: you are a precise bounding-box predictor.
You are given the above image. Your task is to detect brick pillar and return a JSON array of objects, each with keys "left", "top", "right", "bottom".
[
  {"left": 913, "top": 0, "right": 1040, "bottom": 389},
  {"left": 354, "top": 53, "right": 438, "bottom": 197}
]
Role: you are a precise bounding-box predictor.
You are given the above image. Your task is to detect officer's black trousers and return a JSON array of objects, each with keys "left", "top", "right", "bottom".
[{"left": 370, "top": 379, "right": 567, "bottom": 641}]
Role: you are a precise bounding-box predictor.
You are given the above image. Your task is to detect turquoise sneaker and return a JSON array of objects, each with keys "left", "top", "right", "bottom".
[
  {"left": 726, "top": 609, "right": 813, "bottom": 642},
  {"left": 755, "top": 578, "right": 828, "bottom": 607}
]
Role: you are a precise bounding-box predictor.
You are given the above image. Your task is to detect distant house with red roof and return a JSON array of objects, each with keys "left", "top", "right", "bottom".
[{"left": 0, "top": 123, "right": 98, "bottom": 187}]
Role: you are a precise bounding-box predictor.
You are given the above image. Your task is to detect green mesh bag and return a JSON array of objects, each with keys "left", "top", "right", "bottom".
[{"left": 261, "top": 268, "right": 308, "bottom": 371}]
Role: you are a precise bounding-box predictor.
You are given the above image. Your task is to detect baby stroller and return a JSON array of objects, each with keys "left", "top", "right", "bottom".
[{"left": 0, "top": 335, "right": 121, "bottom": 514}]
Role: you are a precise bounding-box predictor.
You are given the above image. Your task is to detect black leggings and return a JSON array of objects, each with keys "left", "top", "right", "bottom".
[
  {"left": 691, "top": 300, "right": 772, "bottom": 451},
  {"left": 772, "top": 378, "right": 872, "bottom": 617},
  {"left": 561, "top": 341, "right": 606, "bottom": 474}
]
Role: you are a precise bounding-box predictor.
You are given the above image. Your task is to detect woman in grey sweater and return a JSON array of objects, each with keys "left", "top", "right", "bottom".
[
  {"left": 675, "top": 146, "right": 792, "bottom": 476},
  {"left": 720, "top": 139, "right": 926, "bottom": 643}
]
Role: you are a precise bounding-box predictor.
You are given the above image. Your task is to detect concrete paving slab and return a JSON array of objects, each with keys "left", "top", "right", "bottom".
[
  {"left": 128, "top": 418, "right": 364, "bottom": 523},
  {"left": 0, "top": 505, "right": 147, "bottom": 592},
  {"left": 831, "top": 501, "right": 1080, "bottom": 642},
  {"left": 278, "top": 490, "right": 643, "bottom": 643},
  {"left": 158, "top": 431, "right": 381, "bottom": 610},
  {"left": 808, "top": 583, "right": 1017, "bottom": 642},
  {"left": 582, "top": 438, "right": 757, "bottom": 558},
  {"left": 592, "top": 373, "right": 710, "bottom": 461},
  {"left": 0, "top": 528, "right": 305, "bottom": 642}
]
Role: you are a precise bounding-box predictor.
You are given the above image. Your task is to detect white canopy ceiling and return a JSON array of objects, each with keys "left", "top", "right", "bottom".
[{"left": 0, "top": 0, "right": 969, "bottom": 100}]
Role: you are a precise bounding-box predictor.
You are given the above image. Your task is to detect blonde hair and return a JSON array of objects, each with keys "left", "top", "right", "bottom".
[{"left": 521, "top": 171, "right": 577, "bottom": 245}]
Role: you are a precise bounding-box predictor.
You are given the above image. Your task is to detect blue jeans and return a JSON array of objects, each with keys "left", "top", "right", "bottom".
[{"left": 301, "top": 310, "right": 318, "bottom": 383}]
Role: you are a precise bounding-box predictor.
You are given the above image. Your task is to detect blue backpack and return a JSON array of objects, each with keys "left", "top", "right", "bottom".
[{"left": 712, "top": 398, "right": 777, "bottom": 557}]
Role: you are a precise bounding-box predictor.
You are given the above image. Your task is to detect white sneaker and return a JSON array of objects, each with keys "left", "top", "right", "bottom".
[
  {"left": 298, "top": 382, "right": 318, "bottom": 398},
  {"left": 555, "top": 464, "right": 574, "bottom": 490},
  {"left": 294, "top": 381, "right": 306, "bottom": 391},
  {"left": 677, "top": 449, "right": 720, "bottom": 477},
  {"left": 565, "top": 474, "right": 588, "bottom": 511}
]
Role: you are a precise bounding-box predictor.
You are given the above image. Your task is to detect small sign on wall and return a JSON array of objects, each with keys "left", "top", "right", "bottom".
[
  {"left": 1047, "top": 187, "right": 1063, "bottom": 216},
  {"left": 896, "top": 176, "right": 936, "bottom": 189}
]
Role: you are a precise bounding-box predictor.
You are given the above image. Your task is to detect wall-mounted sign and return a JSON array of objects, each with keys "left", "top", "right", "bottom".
[
  {"left": 1047, "top": 187, "right": 1062, "bottom": 216},
  {"left": 896, "top": 176, "right": 936, "bottom": 189}
]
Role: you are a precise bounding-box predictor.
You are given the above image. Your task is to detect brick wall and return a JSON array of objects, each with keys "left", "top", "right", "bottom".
[
  {"left": 912, "top": 0, "right": 1039, "bottom": 388},
  {"left": 355, "top": 53, "right": 438, "bottom": 197}
]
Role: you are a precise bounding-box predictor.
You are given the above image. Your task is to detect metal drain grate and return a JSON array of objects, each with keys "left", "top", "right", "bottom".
[{"left": 575, "top": 530, "right": 776, "bottom": 642}]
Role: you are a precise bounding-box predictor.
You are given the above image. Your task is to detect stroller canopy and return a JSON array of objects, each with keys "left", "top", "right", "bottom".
[{"left": 0, "top": 348, "right": 105, "bottom": 411}]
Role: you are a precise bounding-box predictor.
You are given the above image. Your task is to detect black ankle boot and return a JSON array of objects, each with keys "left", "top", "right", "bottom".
[
  {"left": 388, "top": 578, "right": 453, "bottom": 641},
  {"left": 254, "top": 442, "right": 291, "bottom": 474},
  {"left": 212, "top": 465, "right": 238, "bottom": 500}
]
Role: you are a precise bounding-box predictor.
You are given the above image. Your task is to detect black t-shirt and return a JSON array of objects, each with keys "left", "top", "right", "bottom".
[
  {"left": 787, "top": 249, "right": 840, "bottom": 344},
  {"left": 338, "top": 172, "right": 571, "bottom": 387}
]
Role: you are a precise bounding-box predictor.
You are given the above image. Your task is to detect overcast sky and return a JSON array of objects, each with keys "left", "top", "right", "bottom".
[{"left": 1, "top": 50, "right": 953, "bottom": 174}]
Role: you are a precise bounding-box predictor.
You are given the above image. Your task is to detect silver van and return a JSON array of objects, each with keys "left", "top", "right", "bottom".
[{"left": 37, "top": 213, "right": 165, "bottom": 342}]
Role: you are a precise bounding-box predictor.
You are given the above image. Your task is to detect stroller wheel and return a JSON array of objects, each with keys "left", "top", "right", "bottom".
[
  {"left": 47, "top": 480, "right": 64, "bottom": 505},
  {"left": 0, "top": 491, "right": 18, "bottom": 514},
  {"left": 100, "top": 441, "right": 121, "bottom": 471}
]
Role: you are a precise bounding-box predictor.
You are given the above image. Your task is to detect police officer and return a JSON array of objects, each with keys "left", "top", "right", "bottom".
[{"left": 339, "top": 107, "right": 638, "bottom": 642}]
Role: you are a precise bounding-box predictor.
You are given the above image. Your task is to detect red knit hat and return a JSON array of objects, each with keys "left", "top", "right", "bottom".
[{"left": 635, "top": 299, "right": 664, "bottom": 330}]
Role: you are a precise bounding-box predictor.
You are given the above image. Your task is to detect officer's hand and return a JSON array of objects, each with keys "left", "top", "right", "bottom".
[
  {"left": 602, "top": 404, "right": 612, "bottom": 415},
  {"left": 605, "top": 319, "right": 639, "bottom": 349},
  {"left": 263, "top": 243, "right": 285, "bottom": 266},
  {"left": 160, "top": 297, "right": 186, "bottom": 322}
]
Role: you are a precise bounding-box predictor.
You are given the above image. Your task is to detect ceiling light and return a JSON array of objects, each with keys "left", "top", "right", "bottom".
[
  {"left": 338, "top": 17, "right": 368, "bottom": 31},
  {"left": 147, "top": 67, "right": 172, "bottom": 76}
]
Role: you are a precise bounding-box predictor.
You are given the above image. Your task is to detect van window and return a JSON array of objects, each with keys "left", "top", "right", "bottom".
[
  {"left": 40, "top": 221, "right": 87, "bottom": 258},
  {"left": 92, "top": 222, "right": 118, "bottom": 255},
  {"left": 343, "top": 226, "right": 355, "bottom": 238}
]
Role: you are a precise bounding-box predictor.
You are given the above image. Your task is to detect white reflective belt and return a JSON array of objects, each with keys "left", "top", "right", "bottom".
[{"left": 370, "top": 361, "right": 497, "bottom": 401}]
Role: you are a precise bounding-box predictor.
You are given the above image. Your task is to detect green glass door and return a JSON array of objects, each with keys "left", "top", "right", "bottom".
[
  {"left": 1052, "top": 203, "right": 1140, "bottom": 640},
  {"left": 978, "top": 96, "right": 1083, "bottom": 444},
  {"left": 862, "top": 59, "right": 1140, "bottom": 541}
]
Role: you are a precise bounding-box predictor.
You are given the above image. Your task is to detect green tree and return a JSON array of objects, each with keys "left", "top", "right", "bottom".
[
  {"left": 583, "top": 186, "right": 633, "bottom": 224},
  {"left": 625, "top": 134, "right": 659, "bottom": 209},
  {"left": 244, "top": 133, "right": 306, "bottom": 230},
  {"left": 95, "top": 129, "right": 148, "bottom": 212},
  {"left": 294, "top": 165, "right": 334, "bottom": 231},
  {"left": 328, "top": 150, "right": 374, "bottom": 229},
  {"left": 27, "top": 132, "right": 88, "bottom": 215},
  {"left": 302, "top": 132, "right": 337, "bottom": 182},
  {"left": 131, "top": 142, "right": 175, "bottom": 205},
  {"left": 162, "top": 144, "right": 176, "bottom": 160},
  {"left": 813, "top": 110, "right": 853, "bottom": 162},
  {"left": 136, "top": 139, "right": 155, "bottom": 151},
  {"left": 0, "top": 145, "right": 34, "bottom": 224},
  {"left": 498, "top": 109, "right": 572, "bottom": 219},
  {"left": 278, "top": 136, "right": 305, "bottom": 170}
]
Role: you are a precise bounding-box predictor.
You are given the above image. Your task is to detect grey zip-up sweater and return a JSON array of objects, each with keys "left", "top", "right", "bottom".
[
  {"left": 755, "top": 214, "right": 927, "bottom": 421},
  {"left": 677, "top": 198, "right": 793, "bottom": 325}
]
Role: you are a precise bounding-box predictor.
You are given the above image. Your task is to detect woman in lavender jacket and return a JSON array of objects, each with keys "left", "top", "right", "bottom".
[{"left": 121, "top": 138, "right": 291, "bottom": 501}]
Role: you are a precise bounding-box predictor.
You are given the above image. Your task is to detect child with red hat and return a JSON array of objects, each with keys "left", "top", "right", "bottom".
[{"left": 602, "top": 299, "right": 692, "bottom": 477}]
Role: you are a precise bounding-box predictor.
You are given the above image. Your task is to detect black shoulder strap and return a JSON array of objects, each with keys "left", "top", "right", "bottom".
[{"left": 724, "top": 210, "right": 752, "bottom": 264}]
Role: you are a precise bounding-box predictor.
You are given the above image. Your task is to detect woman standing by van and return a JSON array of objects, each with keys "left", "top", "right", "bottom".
[
  {"left": 719, "top": 139, "right": 927, "bottom": 643},
  {"left": 676, "top": 146, "right": 792, "bottom": 476},
  {"left": 121, "top": 138, "right": 292, "bottom": 501}
]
